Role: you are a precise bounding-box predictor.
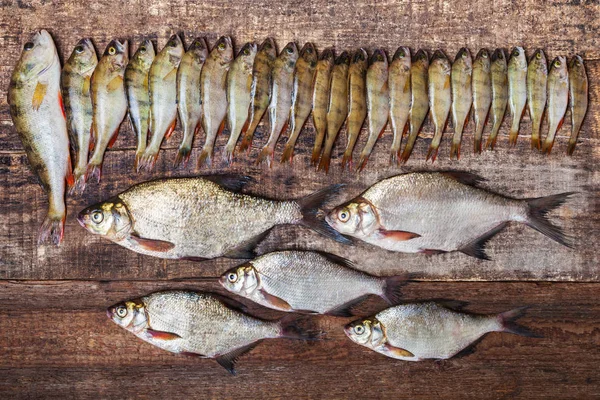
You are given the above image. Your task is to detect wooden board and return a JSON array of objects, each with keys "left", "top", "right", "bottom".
[{"left": 0, "top": 0, "right": 599, "bottom": 398}]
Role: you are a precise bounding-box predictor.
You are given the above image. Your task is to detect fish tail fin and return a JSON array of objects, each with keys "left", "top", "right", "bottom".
[
  {"left": 256, "top": 146, "right": 274, "bottom": 168},
  {"left": 222, "top": 144, "right": 235, "bottom": 167},
  {"left": 498, "top": 307, "right": 542, "bottom": 338},
  {"left": 356, "top": 153, "right": 369, "bottom": 173},
  {"left": 525, "top": 192, "right": 575, "bottom": 247},
  {"left": 174, "top": 146, "right": 192, "bottom": 169},
  {"left": 426, "top": 145, "right": 439, "bottom": 163},
  {"left": 134, "top": 152, "right": 143, "bottom": 172},
  {"left": 450, "top": 141, "right": 461, "bottom": 160},
  {"left": 38, "top": 213, "right": 65, "bottom": 246},
  {"left": 86, "top": 163, "right": 102, "bottom": 184},
  {"left": 341, "top": 152, "right": 353, "bottom": 171},
  {"left": 473, "top": 136, "right": 482, "bottom": 154},
  {"left": 197, "top": 148, "right": 212, "bottom": 169},
  {"left": 542, "top": 137, "right": 555, "bottom": 155},
  {"left": 508, "top": 121, "right": 519, "bottom": 146},
  {"left": 278, "top": 314, "right": 324, "bottom": 341},
  {"left": 297, "top": 184, "right": 352, "bottom": 244},
  {"left": 566, "top": 140, "right": 577, "bottom": 156},
  {"left": 280, "top": 142, "right": 295, "bottom": 164},
  {"left": 382, "top": 274, "right": 409, "bottom": 305},
  {"left": 139, "top": 150, "right": 159, "bottom": 172},
  {"left": 485, "top": 133, "right": 498, "bottom": 151},
  {"left": 238, "top": 122, "right": 256, "bottom": 153},
  {"left": 317, "top": 146, "right": 333, "bottom": 173},
  {"left": 69, "top": 172, "right": 87, "bottom": 196},
  {"left": 531, "top": 136, "right": 541, "bottom": 151}
]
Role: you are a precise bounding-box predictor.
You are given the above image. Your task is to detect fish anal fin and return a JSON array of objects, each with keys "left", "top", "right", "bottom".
[
  {"left": 223, "top": 228, "right": 272, "bottom": 259},
  {"left": 377, "top": 228, "right": 420, "bottom": 242},
  {"left": 180, "top": 351, "right": 207, "bottom": 358},
  {"left": 130, "top": 233, "right": 175, "bottom": 252},
  {"left": 442, "top": 171, "right": 486, "bottom": 186},
  {"left": 145, "top": 328, "right": 181, "bottom": 341},
  {"left": 180, "top": 256, "right": 208, "bottom": 262},
  {"left": 82, "top": 76, "right": 91, "bottom": 96},
  {"left": 32, "top": 81, "right": 48, "bottom": 110},
  {"left": 107, "top": 75, "right": 123, "bottom": 92},
  {"left": 259, "top": 289, "right": 293, "bottom": 311},
  {"left": 459, "top": 222, "right": 508, "bottom": 260},
  {"left": 203, "top": 174, "right": 254, "bottom": 192},
  {"left": 384, "top": 343, "right": 415, "bottom": 358},
  {"left": 326, "top": 294, "right": 371, "bottom": 317},
  {"left": 420, "top": 248, "right": 446, "bottom": 256},
  {"left": 216, "top": 342, "right": 261, "bottom": 375}
]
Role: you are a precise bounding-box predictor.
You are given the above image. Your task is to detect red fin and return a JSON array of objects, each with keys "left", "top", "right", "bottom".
[
  {"left": 66, "top": 153, "right": 74, "bottom": 187},
  {"left": 146, "top": 328, "right": 181, "bottom": 341},
  {"left": 58, "top": 91, "right": 66, "bottom": 119},
  {"left": 130, "top": 233, "right": 175, "bottom": 252},
  {"left": 164, "top": 118, "right": 177, "bottom": 140},
  {"left": 378, "top": 228, "right": 420, "bottom": 241},
  {"left": 107, "top": 128, "right": 120, "bottom": 148},
  {"left": 217, "top": 119, "right": 226, "bottom": 137},
  {"left": 556, "top": 117, "right": 564, "bottom": 133},
  {"left": 260, "top": 289, "right": 293, "bottom": 311}
]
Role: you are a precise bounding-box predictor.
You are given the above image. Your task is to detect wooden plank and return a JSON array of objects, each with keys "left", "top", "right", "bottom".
[{"left": 0, "top": 280, "right": 598, "bottom": 399}]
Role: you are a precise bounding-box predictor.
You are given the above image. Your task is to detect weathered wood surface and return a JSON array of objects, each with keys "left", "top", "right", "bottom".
[
  {"left": 1, "top": 0, "right": 599, "bottom": 398},
  {"left": 1, "top": 280, "right": 599, "bottom": 399}
]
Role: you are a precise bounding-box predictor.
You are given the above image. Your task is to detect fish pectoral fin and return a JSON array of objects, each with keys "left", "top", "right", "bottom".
[
  {"left": 203, "top": 174, "right": 255, "bottom": 192},
  {"left": 442, "top": 171, "right": 486, "bottom": 186},
  {"left": 383, "top": 343, "right": 415, "bottom": 358},
  {"left": 32, "top": 81, "right": 48, "bottom": 110},
  {"left": 107, "top": 75, "right": 123, "bottom": 92},
  {"left": 377, "top": 228, "right": 420, "bottom": 242},
  {"left": 326, "top": 294, "right": 371, "bottom": 317},
  {"left": 259, "top": 289, "right": 293, "bottom": 311},
  {"left": 145, "top": 328, "right": 181, "bottom": 341},
  {"left": 130, "top": 233, "right": 176, "bottom": 252},
  {"left": 216, "top": 342, "right": 261, "bottom": 375},
  {"left": 163, "top": 68, "right": 177, "bottom": 82},
  {"left": 223, "top": 228, "right": 272, "bottom": 259},
  {"left": 82, "top": 75, "right": 91, "bottom": 96},
  {"left": 459, "top": 222, "right": 508, "bottom": 260}
]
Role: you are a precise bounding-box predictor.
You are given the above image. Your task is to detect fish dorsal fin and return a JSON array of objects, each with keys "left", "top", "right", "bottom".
[
  {"left": 223, "top": 228, "right": 272, "bottom": 259},
  {"left": 433, "top": 299, "right": 469, "bottom": 311},
  {"left": 203, "top": 174, "right": 255, "bottom": 192},
  {"left": 216, "top": 341, "right": 261, "bottom": 375},
  {"left": 145, "top": 328, "right": 181, "bottom": 341},
  {"left": 377, "top": 228, "right": 420, "bottom": 242},
  {"left": 32, "top": 81, "right": 48, "bottom": 110},
  {"left": 259, "top": 289, "right": 293, "bottom": 311},
  {"left": 326, "top": 294, "right": 371, "bottom": 317},
  {"left": 130, "top": 233, "right": 175, "bottom": 252},
  {"left": 383, "top": 343, "right": 415, "bottom": 358},
  {"left": 459, "top": 222, "right": 508, "bottom": 260},
  {"left": 315, "top": 251, "right": 358, "bottom": 271},
  {"left": 442, "top": 171, "right": 486, "bottom": 186},
  {"left": 209, "top": 293, "right": 248, "bottom": 314}
]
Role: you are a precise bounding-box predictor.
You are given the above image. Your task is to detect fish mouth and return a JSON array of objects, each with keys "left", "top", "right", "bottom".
[
  {"left": 106, "top": 308, "right": 114, "bottom": 319},
  {"left": 76, "top": 212, "right": 88, "bottom": 228}
]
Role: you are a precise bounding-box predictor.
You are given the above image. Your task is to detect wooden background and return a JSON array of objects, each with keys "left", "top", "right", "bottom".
[{"left": 1, "top": 0, "right": 599, "bottom": 398}]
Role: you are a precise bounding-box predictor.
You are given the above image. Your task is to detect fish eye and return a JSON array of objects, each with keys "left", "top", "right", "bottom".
[
  {"left": 168, "top": 40, "right": 177, "bottom": 47},
  {"left": 397, "top": 50, "right": 405, "bottom": 58},
  {"left": 376, "top": 54, "right": 383, "bottom": 61},
  {"left": 512, "top": 49, "right": 519, "bottom": 56},
  {"left": 218, "top": 41, "right": 226, "bottom": 51},
  {"left": 91, "top": 211, "right": 104, "bottom": 224},
  {"left": 139, "top": 46, "right": 146, "bottom": 53},
  {"left": 536, "top": 52, "right": 542, "bottom": 59},
  {"left": 461, "top": 51, "right": 467, "bottom": 58},
  {"left": 354, "top": 325, "right": 365, "bottom": 335},
  {"left": 338, "top": 208, "right": 350, "bottom": 223},
  {"left": 482, "top": 51, "right": 488, "bottom": 58},
  {"left": 286, "top": 46, "right": 294, "bottom": 54},
  {"left": 497, "top": 52, "right": 503, "bottom": 59},
  {"left": 116, "top": 306, "right": 127, "bottom": 318},
  {"left": 227, "top": 272, "right": 238, "bottom": 282},
  {"left": 555, "top": 60, "right": 561, "bottom": 67},
  {"left": 306, "top": 47, "right": 313, "bottom": 54},
  {"left": 108, "top": 47, "right": 116, "bottom": 55},
  {"left": 264, "top": 42, "right": 272, "bottom": 49},
  {"left": 75, "top": 45, "right": 84, "bottom": 54},
  {"left": 24, "top": 42, "right": 34, "bottom": 51},
  {"left": 243, "top": 47, "right": 250, "bottom": 56}
]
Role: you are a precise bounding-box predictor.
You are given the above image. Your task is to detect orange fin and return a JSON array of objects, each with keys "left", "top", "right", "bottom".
[
  {"left": 384, "top": 343, "right": 415, "bottom": 358},
  {"left": 107, "top": 75, "right": 123, "bottom": 92},
  {"left": 130, "top": 233, "right": 175, "bottom": 252},
  {"left": 217, "top": 119, "right": 226, "bottom": 137},
  {"left": 58, "top": 91, "right": 66, "bottom": 119},
  {"left": 260, "top": 289, "right": 292, "bottom": 311},
  {"left": 82, "top": 76, "right": 91, "bottom": 96},
  {"left": 164, "top": 118, "right": 177, "bottom": 140},
  {"left": 146, "top": 328, "right": 181, "bottom": 341},
  {"left": 32, "top": 82, "right": 48, "bottom": 111},
  {"left": 443, "top": 76, "right": 450, "bottom": 90},
  {"left": 378, "top": 228, "right": 420, "bottom": 241},
  {"left": 66, "top": 153, "right": 74, "bottom": 187},
  {"left": 107, "top": 128, "right": 120, "bottom": 148}
]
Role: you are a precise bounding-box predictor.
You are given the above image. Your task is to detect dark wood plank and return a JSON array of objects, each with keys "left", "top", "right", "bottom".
[{"left": 0, "top": 280, "right": 599, "bottom": 399}]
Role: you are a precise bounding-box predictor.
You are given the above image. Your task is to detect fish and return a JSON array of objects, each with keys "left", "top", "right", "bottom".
[
  {"left": 107, "top": 291, "right": 317, "bottom": 375},
  {"left": 87, "top": 39, "right": 128, "bottom": 182},
  {"left": 257, "top": 42, "right": 298, "bottom": 167},
  {"left": 318, "top": 51, "right": 350, "bottom": 173},
  {"left": 485, "top": 49, "right": 508, "bottom": 150},
  {"left": 426, "top": 50, "right": 451, "bottom": 163},
  {"left": 399, "top": 49, "right": 429, "bottom": 163},
  {"left": 542, "top": 57, "right": 569, "bottom": 154},
  {"left": 345, "top": 302, "right": 540, "bottom": 361},
  {"left": 472, "top": 49, "right": 492, "bottom": 154},
  {"left": 223, "top": 42, "right": 257, "bottom": 165},
  {"left": 388, "top": 47, "right": 411, "bottom": 165},
  {"left": 220, "top": 251, "right": 407, "bottom": 316},
  {"left": 238, "top": 38, "right": 276, "bottom": 153},
  {"left": 281, "top": 43, "right": 318, "bottom": 164},
  {"left": 341, "top": 48, "right": 368, "bottom": 170},
  {"left": 527, "top": 49, "right": 548, "bottom": 150},
  {"left": 78, "top": 175, "right": 350, "bottom": 259},
  {"left": 357, "top": 49, "right": 389, "bottom": 172},
  {"left": 198, "top": 36, "right": 233, "bottom": 168},
  {"left": 325, "top": 171, "right": 573, "bottom": 260},
  {"left": 449, "top": 48, "right": 472, "bottom": 160},
  {"left": 139, "top": 34, "right": 184, "bottom": 170},
  {"left": 125, "top": 39, "right": 155, "bottom": 171},
  {"left": 8, "top": 30, "right": 72, "bottom": 245},
  {"left": 175, "top": 38, "right": 208, "bottom": 168},
  {"left": 507, "top": 47, "right": 527, "bottom": 146},
  {"left": 310, "top": 48, "right": 335, "bottom": 165},
  {"left": 61, "top": 38, "right": 98, "bottom": 194},
  {"left": 567, "top": 55, "right": 588, "bottom": 155}
]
